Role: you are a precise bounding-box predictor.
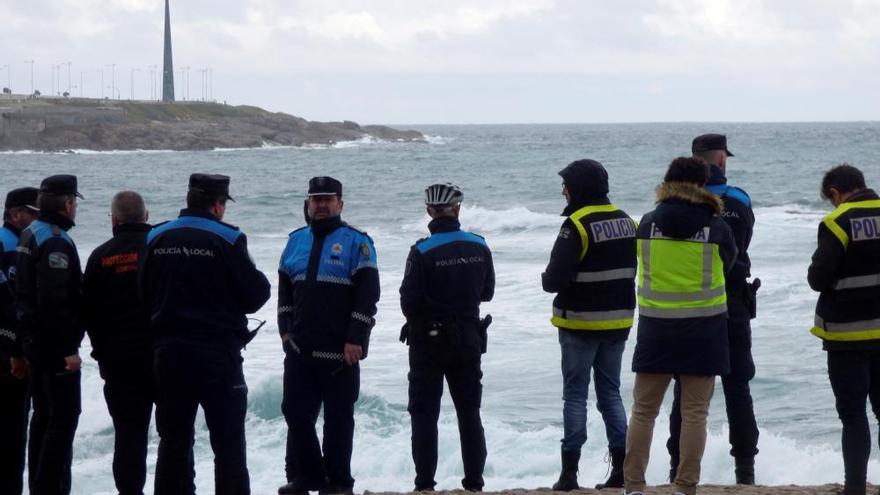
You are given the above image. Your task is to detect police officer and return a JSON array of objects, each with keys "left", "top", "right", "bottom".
[
  {"left": 542, "top": 160, "right": 636, "bottom": 491},
  {"left": 278, "top": 177, "right": 379, "bottom": 495},
  {"left": 623, "top": 157, "right": 736, "bottom": 495},
  {"left": 398, "top": 183, "right": 494, "bottom": 492},
  {"left": 15, "top": 175, "right": 85, "bottom": 495},
  {"left": 82, "top": 191, "right": 153, "bottom": 495},
  {"left": 0, "top": 186, "right": 39, "bottom": 495},
  {"left": 667, "top": 133, "right": 760, "bottom": 484},
  {"left": 808, "top": 164, "right": 880, "bottom": 495},
  {"left": 140, "top": 174, "right": 270, "bottom": 495}
]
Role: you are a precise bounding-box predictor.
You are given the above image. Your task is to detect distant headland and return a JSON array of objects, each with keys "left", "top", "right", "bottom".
[{"left": 0, "top": 96, "right": 425, "bottom": 152}]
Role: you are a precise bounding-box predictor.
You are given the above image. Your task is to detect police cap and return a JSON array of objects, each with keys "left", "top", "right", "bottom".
[
  {"left": 5, "top": 187, "right": 39, "bottom": 211},
  {"left": 308, "top": 176, "right": 342, "bottom": 197},
  {"left": 189, "top": 173, "right": 234, "bottom": 202},
  {"left": 39, "top": 175, "right": 84, "bottom": 199},
  {"left": 692, "top": 133, "right": 734, "bottom": 157}
]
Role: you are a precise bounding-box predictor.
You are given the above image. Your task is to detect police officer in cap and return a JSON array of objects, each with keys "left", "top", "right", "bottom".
[
  {"left": 15, "top": 175, "right": 84, "bottom": 495},
  {"left": 399, "top": 183, "right": 495, "bottom": 492},
  {"left": 0, "top": 186, "right": 39, "bottom": 495},
  {"left": 808, "top": 164, "right": 880, "bottom": 495},
  {"left": 542, "top": 160, "right": 637, "bottom": 491},
  {"left": 278, "top": 176, "right": 379, "bottom": 495},
  {"left": 82, "top": 191, "right": 154, "bottom": 495},
  {"left": 666, "top": 134, "right": 760, "bottom": 485},
  {"left": 140, "top": 173, "right": 270, "bottom": 495}
]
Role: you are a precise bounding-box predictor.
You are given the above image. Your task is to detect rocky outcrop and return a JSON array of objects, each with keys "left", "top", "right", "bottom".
[{"left": 0, "top": 100, "right": 425, "bottom": 151}]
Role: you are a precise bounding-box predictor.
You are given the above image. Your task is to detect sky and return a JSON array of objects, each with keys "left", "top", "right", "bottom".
[{"left": 1, "top": 0, "right": 879, "bottom": 124}]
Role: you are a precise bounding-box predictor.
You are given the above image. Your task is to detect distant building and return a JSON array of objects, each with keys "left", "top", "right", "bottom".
[{"left": 162, "top": 0, "right": 175, "bottom": 102}]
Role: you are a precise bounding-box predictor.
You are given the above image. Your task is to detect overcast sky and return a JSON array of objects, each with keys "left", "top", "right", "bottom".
[{"left": 2, "top": 0, "right": 879, "bottom": 124}]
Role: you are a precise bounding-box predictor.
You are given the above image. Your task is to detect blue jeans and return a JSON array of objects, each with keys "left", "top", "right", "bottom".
[{"left": 559, "top": 330, "right": 628, "bottom": 452}]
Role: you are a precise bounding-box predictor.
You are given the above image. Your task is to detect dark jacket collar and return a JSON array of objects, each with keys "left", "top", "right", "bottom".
[
  {"left": 428, "top": 216, "right": 461, "bottom": 234},
  {"left": 112, "top": 222, "right": 152, "bottom": 237},
  {"left": 707, "top": 165, "right": 727, "bottom": 186},
  {"left": 843, "top": 188, "right": 879, "bottom": 203},
  {"left": 38, "top": 211, "right": 75, "bottom": 231},
  {"left": 310, "top": 215, "right": 343, "bottom": 236},
  {"left": 562, "top": 196, "right": 610, "bottom": 217},
  {"left": 179, "top": 208, "right": 219, "bottom": 221},
  {"left": 2, "top": 222, "right": 21, "bottom": 236}
]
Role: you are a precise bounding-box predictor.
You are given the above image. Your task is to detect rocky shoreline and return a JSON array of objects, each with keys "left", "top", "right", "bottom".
[{"left": 0, "top": 98, "right": 425, "bottom": 152}]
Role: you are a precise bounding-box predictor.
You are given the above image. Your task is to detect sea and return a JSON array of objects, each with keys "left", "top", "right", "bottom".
[{"left": 2, "top": 122, "right": 879, "bottom": 494}]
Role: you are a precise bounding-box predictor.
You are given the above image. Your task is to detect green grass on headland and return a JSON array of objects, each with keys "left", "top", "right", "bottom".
[{"left": 9, "top": 97, "right": 273, "bottom": 123}]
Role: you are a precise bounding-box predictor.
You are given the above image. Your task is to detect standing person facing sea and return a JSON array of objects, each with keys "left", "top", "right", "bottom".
[
  {"left": 81, "top": 191, "right": 155, "bottom": 495},
  {"left": 808, "top": 164, "right": 880, "bottom": 495},
  {"left": 0, "top": 186, "right": 39, "bottom": 495},
  {"left": 666, "top": 134, "right": 760, "bottom": 485},
  {"left": 15, "top": 175, "right": 85, "bottom": 495},
  {"left": 139, "top": 173, "right": 270, "bottom": 495},
  {"left": 623, "top": 157, "right": 737, "bottom": 495},
  {"left": 399, "top": 182, "right": 495, "bottom": 492},
  {"left": 541, "top": 159, "right": 637, "bottom": 491},
  {"left": 277, "top": 176, "right": 380, "bottom": 495}
]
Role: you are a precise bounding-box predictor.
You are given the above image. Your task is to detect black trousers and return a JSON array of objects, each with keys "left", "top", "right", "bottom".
[
  {"left": 101, "top": 355, "right": 154, "bottom": 495},
  {"left": 28, "top": 360, "right": 81, "bottom": 495},
  {"left": 828, "top": 349, "right": 880, "bottom": 495},
  {"left": 153, "top": 344, "right": 250, "bottom": 495},
  {"left": 667, "top": 319, "right": 759, "bottom": 466},
  {"left": 408, "top": 343, "right": 485, "bottom": 491},
  {"left": 0, "top": 370, "right": 30, "bottom": 495},
  {"left": 282, "top": 353, "right": 360, "bottom": 489}
]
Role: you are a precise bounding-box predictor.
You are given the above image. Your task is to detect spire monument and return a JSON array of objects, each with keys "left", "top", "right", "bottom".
[{"left": 162, "top": 0, "right": 175, "bottom": 102}]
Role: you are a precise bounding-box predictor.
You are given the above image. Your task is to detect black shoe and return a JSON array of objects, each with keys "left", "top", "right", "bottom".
[
  {"left": 319, "top": 482, "right": 354, "bottom": 495},
  {"left": 279, "top": 478, "right": 324, "bottom": 495},
  {"left": 595, "top": 448, "right": 624, "bottom": 490},
  {"left": 552, "top": 448, "right": 580, "bottom": 491},
  {"left": 734, "top": 456, "right": 755, "bottom": 485},
  {"left": 413, "top": 486, "right": 435, "bottom": 492}
]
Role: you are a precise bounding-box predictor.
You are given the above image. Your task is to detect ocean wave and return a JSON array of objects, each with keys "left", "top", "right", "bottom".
[
  {"left": 400, "top": 204, "right": 559, "bottom": 235},
  {"left": 423, "top": 134, "right": 453, "bottom": 145}
]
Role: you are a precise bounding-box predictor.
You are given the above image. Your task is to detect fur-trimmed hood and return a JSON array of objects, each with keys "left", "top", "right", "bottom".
[
  {"left": 648, "top": 181, "right": 724, "bottom": 240},
  {"left": 656, "top": 181, "right": 724, "bottom": 215}
]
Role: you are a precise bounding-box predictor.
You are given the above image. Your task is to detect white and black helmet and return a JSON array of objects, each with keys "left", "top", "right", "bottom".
[{"left": 424, "top": 182, "right": 463, "bottom": 207}]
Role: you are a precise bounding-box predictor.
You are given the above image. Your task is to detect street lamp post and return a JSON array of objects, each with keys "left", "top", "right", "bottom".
[
  {"left": 1, "top": 65, "right": 10, "bottom": 92},
  {"left": 24, "top": 60, "right": 34, "bottom": 94},
  {"left": 65, "top": 62, "right": 72, "bottom": 94},
  {"left": 130, "top": 68, "right": 139, "bottom": 100},
  {"left": 107, "top": 64, "right": 116, "bottom": 99}
]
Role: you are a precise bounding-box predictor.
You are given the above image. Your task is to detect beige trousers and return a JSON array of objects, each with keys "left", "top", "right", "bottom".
[{"left": 623, "top": 373, "right": 715, "bottom": 495}]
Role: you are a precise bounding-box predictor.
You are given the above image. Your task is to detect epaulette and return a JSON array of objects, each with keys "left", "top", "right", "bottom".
[
  {"left": 342, "top": 223, "right": 373, "bottom": 242},
  {"left": 725, "top": 185, "right": 751, "bottom": 207},
  {"left": 218, "top": 219, "right": 241, "bottom": 231},
  {"left": 289, "top": 225, "right": 309, "bottom": 236},
  {"left": 152, "top": 220, "right": 170, "bottom": 229}
]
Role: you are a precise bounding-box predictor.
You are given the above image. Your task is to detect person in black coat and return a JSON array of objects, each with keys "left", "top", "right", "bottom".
[
  {"left": 807, "top": 164, "right": 880, "bottom": 495},
  {"left": 667, "top": 134, "right": 760, "bottom": 484},
  {"left": 15, "top": 175, "right": 85, "bottom": 495},
  {"left": 0, "top": 186, "right": 39, "bottom": 495},
  {"left": 622, "top": 158, "right": 736, "bottom": 495},
  {"left": 139, "top": 174, "right": 270, "bottom": 495},
  {"left": 399, "top": 183, "right": 495, "bottom": 492},
  {"left": 82, "top": 191, "right": 154, "bottom": 495}
]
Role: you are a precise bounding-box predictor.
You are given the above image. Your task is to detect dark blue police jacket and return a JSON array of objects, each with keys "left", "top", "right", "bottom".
[
  {"left": 140, "top": 209, "right": 270, "bottom": 351},
  {"left": 277, "top": 216, "right": 380, "bottom": 361},
  {"left": 399, "top": 216, "right": 494, "bottom": 322}
]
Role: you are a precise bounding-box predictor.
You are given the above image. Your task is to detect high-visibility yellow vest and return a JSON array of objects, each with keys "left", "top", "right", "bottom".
[
  {"left": 811, "top": 199, "right": 880, "bottom": 342},
  {"left": 637, "top": 223, "right": 727, "bottom": 319},
  {"left": 550, "top": 204, "right": 637, "bottom": 331}
]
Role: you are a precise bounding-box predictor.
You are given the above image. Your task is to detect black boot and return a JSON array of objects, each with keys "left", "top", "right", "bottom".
[
  {"left": 734, "top": 456, "right": 755, "bottom": 485},
  {"left": 552, "top": 449, "right": 580, "bottom": 491},
  {"left": 279, "top": 477, "right": 324, "bottom": 495},
  {"left": 669, "top": 455, "right": 678, "bottom": 484},
  {"left": 595, "top": 449, "right": 625, "bottom": 489}
]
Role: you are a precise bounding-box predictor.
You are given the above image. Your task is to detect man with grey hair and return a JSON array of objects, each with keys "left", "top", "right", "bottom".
[{"left": 82, "top": 190, "right": 154, "bottom": 495}]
